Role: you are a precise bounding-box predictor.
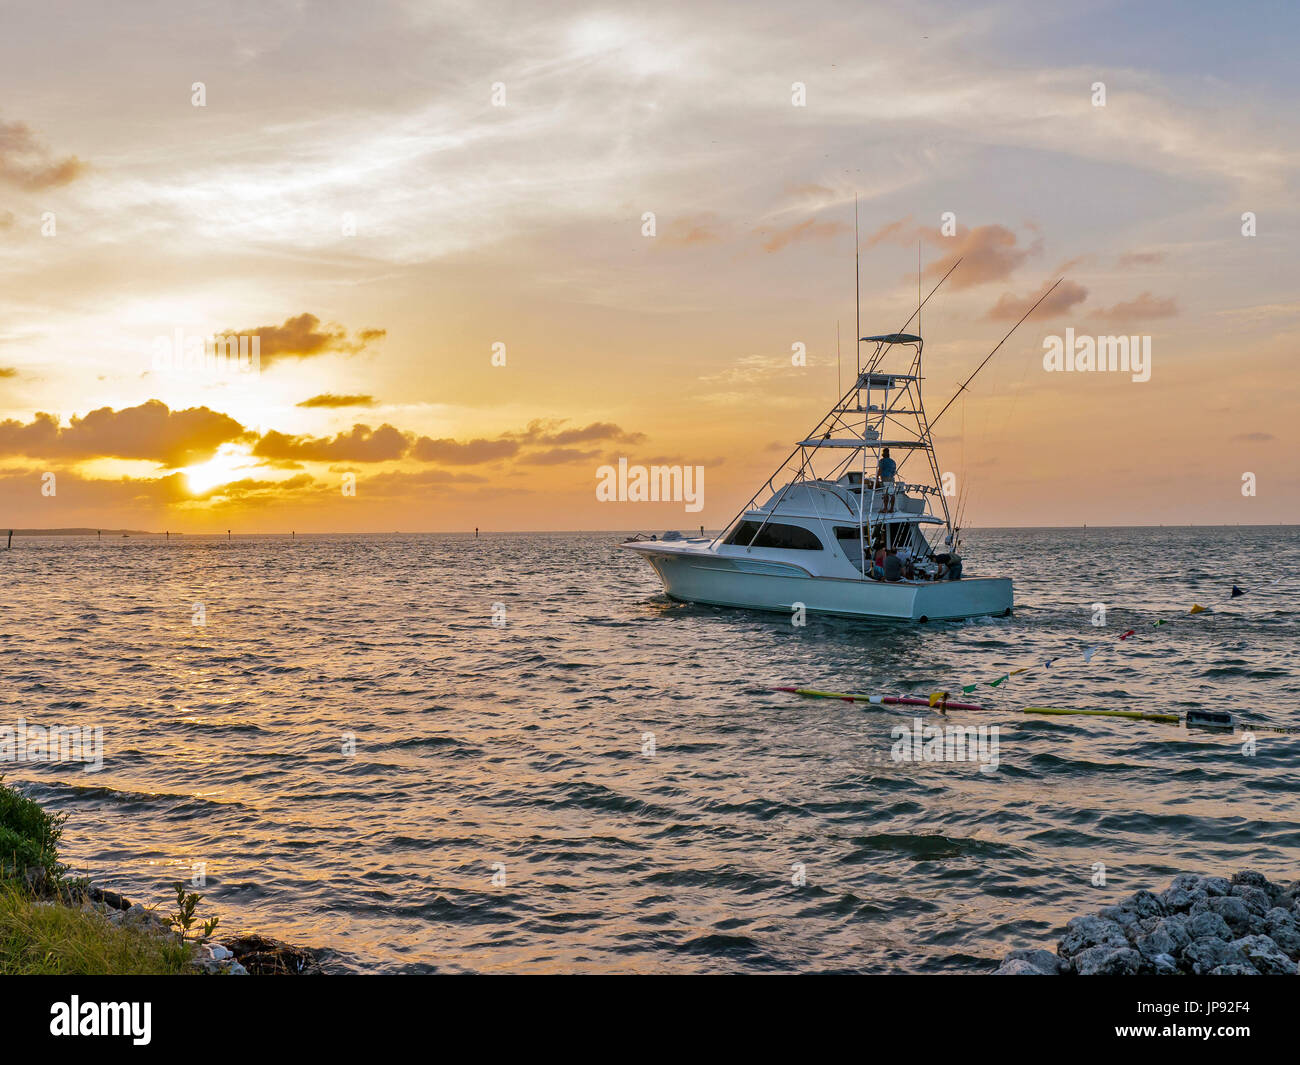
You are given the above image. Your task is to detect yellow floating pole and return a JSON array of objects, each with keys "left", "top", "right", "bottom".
[{"left": 1023, "top": 706, "right": 1180, "bottom": 724}]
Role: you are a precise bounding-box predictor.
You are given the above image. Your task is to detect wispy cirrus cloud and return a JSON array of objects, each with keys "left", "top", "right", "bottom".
[
  {"left": 1118, "top": 250, "right": 1166, "bottom": 268},
  {"left": 757, "top": 217, "right": 848, "bottom": 253}
]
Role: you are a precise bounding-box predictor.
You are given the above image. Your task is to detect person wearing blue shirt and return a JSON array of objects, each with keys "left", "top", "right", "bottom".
[
  {"left": 877, "top": 447, "right": 897, "bottom": 513},
  {"left": 877, "top": 447, "right": 897, "bottom": 481}
]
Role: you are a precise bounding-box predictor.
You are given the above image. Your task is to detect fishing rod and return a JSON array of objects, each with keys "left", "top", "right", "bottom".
[{"left": 928, "top": 277, "right": 1064, "bottom": 431}]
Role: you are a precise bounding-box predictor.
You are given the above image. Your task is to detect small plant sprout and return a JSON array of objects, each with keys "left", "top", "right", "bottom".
[{"left": 168, "top": 881, "right": 219, "bottom": 942}]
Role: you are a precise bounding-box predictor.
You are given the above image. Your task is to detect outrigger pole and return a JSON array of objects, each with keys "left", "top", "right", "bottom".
[{"left": 928, "top": 278, "right": 1064, "bottom": 431}]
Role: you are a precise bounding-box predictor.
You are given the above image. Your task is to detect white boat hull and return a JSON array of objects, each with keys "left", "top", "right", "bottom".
[{"left": 630, "top": 546, "right": 1011, "bottom": 622}]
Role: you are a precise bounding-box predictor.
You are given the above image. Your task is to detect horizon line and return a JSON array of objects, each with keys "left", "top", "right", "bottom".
[{"left": 7, "top": 523, "right": 1299, "bottom": 537}]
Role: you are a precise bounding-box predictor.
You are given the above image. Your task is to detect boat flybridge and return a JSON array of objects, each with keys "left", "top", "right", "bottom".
[{"left": 622, "top": 332, "right": 1013, "bottom": 621}]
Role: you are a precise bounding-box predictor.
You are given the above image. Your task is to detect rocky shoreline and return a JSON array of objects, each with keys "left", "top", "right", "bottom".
[
  {"left": 55, "top": 883, "right": 326, "bottom": 975},
  {"left": 996, "top": 871, "right": 1300, "bottom": 975}
]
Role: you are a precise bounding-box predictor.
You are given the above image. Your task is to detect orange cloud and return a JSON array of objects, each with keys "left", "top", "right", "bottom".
[
  {"left": 0, "top": 400, "right": 247, "bottom": 465},
  {"left": 1095, "top": 291, "right": 1178, "bottom": 322},
  {"left": 867, "top": 218, "right": 1041, "bottom": 289},
  {"left": 517, "top": 447, "right": 599, "bottom": 465},
  {"left": 296, "top": 393, "right": 376, "bottom": 408},
  {"left": 657, "top": 213, "right": 725, "bottom": 248},
  {"left": 187, "top": 473, "right": 317, "bottom": 501},
  {"left": 253, "top": 424, "right": 409, "bottom": 462},
  {"left": 0, "top": 120, "right": 86, "bottom": 189},
  {"left": 509, "top": 420, "right": 645, "bottom": 446},
  {"left": 222, "top": 313, "right": 385, "bottom": 368},
  {"left": 410, "top": 421, "right": 644, "bottom": 464},
  {"left": 759, "top": 217, "right": 849, "bottom": 253},
  {"left": 408, "top": 436, "right": 520, "bottom": 464},
  {"left": 985, "top": 279, "right": 1089, "bottom": 320}
]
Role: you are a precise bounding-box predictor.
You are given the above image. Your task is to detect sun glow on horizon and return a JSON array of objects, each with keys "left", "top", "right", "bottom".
[{"left": 182, "top": 445, "right": 257, "bottom": 494}]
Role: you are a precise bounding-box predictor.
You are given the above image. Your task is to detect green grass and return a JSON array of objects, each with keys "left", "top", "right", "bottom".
[
  {"left": 0, "top": 777, "right": 196, "bottom": 974},
  {"left": 0, "top": 884, "right": 194, "bottom": 974}
]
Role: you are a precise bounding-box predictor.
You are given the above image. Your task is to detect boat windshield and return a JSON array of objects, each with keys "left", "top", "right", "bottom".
[{"left": 725, "top": 520, "right": 824, "bottom": 551}]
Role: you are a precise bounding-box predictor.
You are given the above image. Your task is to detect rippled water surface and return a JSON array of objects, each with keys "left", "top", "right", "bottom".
[{"left": 3, "top": 527, "right": 1299, "bottom": 972}]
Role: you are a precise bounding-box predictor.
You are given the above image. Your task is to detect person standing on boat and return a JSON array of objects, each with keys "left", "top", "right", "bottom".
[
  {"left": 877, "top": 448, "right": 896, "bottom": 482},
  {"left": 877, "top": 448, "right": 897, "bottom": 513}
]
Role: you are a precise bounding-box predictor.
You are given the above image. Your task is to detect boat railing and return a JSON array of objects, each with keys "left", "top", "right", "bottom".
[{"left": 850, "top": 478, "right": 945, "bottom": 499}]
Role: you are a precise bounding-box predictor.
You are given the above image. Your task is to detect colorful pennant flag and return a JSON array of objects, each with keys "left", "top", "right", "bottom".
[
  {"left": 1231, "top": 586, "right": 1244, "bottom": 598},
  {"left": 1083, "top": 646, "right": 1100, "bottom": 663},
  {"left": 1119, "top": 629, "right": 1136, "bottom": 641}
]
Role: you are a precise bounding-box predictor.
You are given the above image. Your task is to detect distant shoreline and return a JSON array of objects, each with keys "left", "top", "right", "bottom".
[{"left": 5, "top": 529, "right": 162, "bottom": 537}]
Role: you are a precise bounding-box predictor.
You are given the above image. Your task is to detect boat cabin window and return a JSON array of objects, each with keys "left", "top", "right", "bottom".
[{"left": 725, "top": 520, "right": 824, "bottom": 551}]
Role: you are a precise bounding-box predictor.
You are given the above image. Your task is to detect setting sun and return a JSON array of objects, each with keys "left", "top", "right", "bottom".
[{"left": 183, "top": 445, "right": 255, "bottom": 494}]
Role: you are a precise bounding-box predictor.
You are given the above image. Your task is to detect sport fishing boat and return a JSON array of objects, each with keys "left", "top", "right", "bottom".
[{"left": 622, "top": 330, "right": 1013, "bottom": 622}]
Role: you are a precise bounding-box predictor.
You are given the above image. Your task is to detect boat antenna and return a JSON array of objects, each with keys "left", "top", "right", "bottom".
[
  {"left": 917, "top": 240, "right": 922, "bottom": 338},
  {"left": 854, "top": 195, "right": 861, "bottom": 375},
  {"left": 836, "top": 320, "right": 841, "bottom": 398},
  {"left": 928, "top": 278, "right": 1064, "bottom": 430}
]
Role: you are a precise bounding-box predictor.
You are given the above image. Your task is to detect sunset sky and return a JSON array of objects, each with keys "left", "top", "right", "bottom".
[{"left": 2, "top": 0, "right": 1298, "bottom": 532}]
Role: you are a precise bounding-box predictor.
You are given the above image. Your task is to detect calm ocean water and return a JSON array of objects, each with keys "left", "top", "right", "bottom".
[{"left": 3, "top": 527, "right": 1298, "bottom": 973}]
